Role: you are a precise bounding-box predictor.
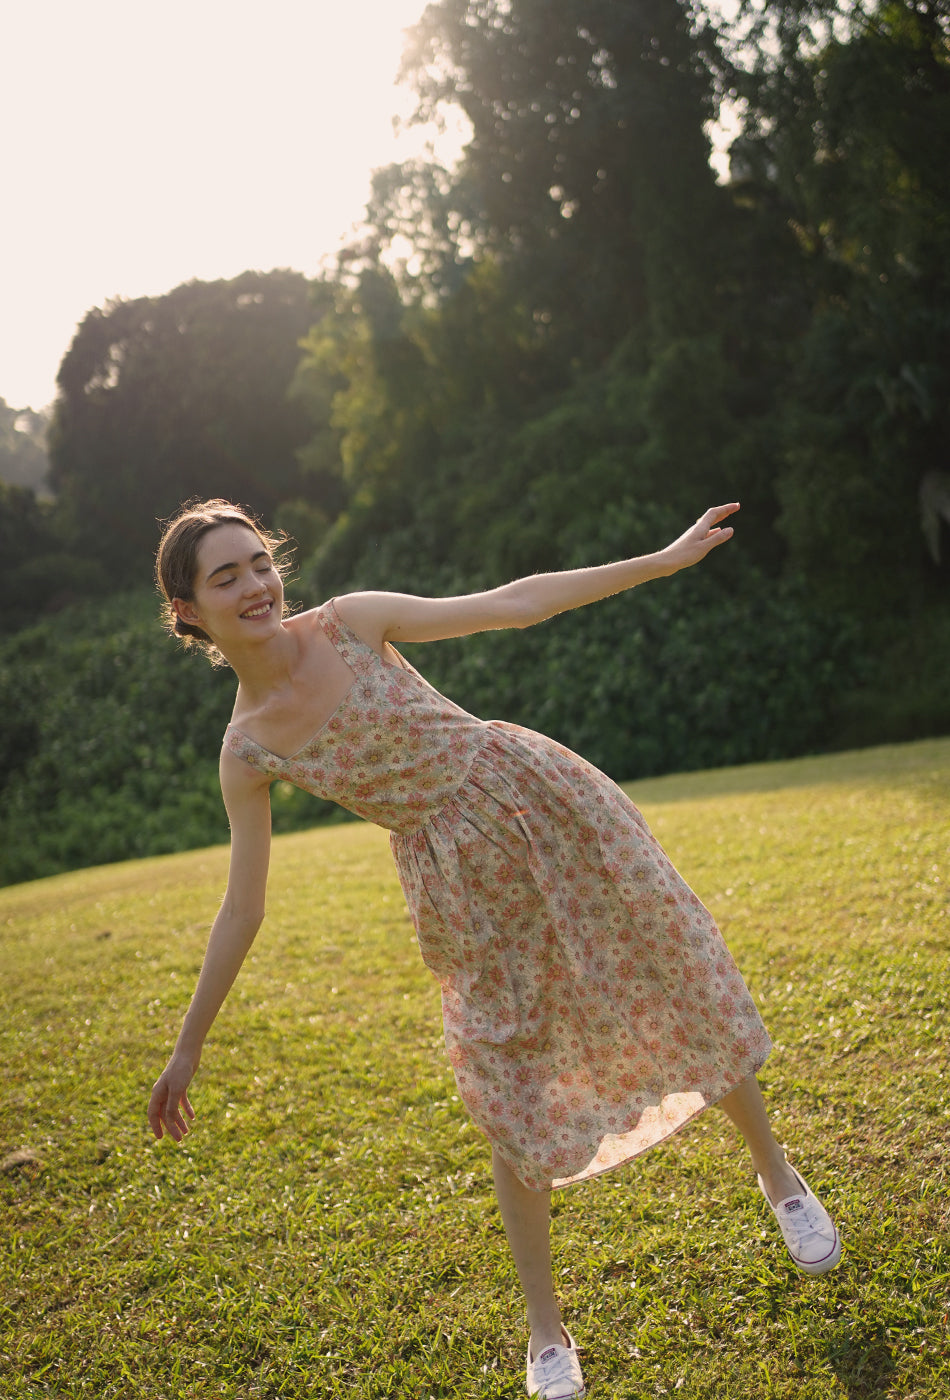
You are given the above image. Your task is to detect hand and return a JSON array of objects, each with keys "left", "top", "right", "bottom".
[
  {"left": 660, "top": 503, "right": 740, "bottom": 574},
  {"left": 148, "top": 1053, "right": 198, "bottom": 1143}
]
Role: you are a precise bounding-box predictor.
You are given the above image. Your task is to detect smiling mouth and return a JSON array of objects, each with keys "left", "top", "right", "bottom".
[{"left": 241, "top": 601, "right": 273, "bottom": 619}]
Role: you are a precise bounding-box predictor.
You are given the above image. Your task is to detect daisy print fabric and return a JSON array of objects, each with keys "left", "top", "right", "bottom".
[{"left": 225, "top": 600, "right": 771, "bottom": 1189}]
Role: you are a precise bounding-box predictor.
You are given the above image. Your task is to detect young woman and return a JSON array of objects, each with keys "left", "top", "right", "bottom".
[{"left": 148, "top": 498, "right": 839, "bottom": 1399}]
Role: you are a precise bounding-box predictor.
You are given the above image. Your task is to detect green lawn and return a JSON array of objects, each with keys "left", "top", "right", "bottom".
[{"left": 2, "top": 738, "right": 948, "bottom": 1398}]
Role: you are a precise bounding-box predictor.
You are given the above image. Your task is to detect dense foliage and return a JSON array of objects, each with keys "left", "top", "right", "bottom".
[
  {"left": 1, "top": 0, "right": 948, "bottom": 885},
  {"left": 0, "top": 399, "right": 49, "bottom": 494},
  {"left": 49, "top": 269, "right": 339, "bottom": 585},
  {"left": 0, "top": 594, "right": 337, "bottom": 887}
]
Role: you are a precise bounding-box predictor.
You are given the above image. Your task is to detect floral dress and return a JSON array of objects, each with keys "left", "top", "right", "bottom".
[{"left": 224, "top": 599, "right": 770, "bottom": 1190}]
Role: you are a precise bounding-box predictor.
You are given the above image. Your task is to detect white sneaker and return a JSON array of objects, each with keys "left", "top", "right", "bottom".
[
  {"left": 526, "top": 1329, "right": 586, "bottom": 1398},
  {"left": 758, "top": 1169, "right": 841, "bottom": 1275}
]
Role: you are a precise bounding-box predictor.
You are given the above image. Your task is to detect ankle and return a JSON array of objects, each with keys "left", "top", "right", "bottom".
[
  {"left": 757, "top": 1156, "right": 800, "bottom": 1204},
  {"left": 528, "top": 1317, "right": 567, "bottom": 1358}
]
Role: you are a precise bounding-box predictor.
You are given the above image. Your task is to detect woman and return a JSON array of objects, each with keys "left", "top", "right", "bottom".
[{"left": 148, "top": 498, "right": 839, "bottom": 1400}]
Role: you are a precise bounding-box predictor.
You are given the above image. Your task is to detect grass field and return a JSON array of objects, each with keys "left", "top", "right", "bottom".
[{"left": 2, "top": 738, "right": 948, "bottom": 1399}]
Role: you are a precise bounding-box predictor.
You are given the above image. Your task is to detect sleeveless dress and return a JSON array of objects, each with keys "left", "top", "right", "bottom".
[{"left": 224, "top": 599, "right": 771, "bottom": 1190}]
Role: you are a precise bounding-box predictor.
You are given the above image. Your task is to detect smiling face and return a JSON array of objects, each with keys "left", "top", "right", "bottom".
[{"left": 172, "top": 522, "right": 284, "bottom": 650}]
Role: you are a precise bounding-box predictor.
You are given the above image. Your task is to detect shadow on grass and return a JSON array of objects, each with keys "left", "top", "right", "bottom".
[{"left": 825, "top": 1321, "right": 896, "bottom": 1398}]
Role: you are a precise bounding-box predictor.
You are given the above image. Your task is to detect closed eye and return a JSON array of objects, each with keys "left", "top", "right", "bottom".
[{"left": 217, "top": 564, "right": 272, "bottom": 588}]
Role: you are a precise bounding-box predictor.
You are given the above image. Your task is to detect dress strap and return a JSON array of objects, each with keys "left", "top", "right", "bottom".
[
  {"left": 223, "top": 724, "right": 284, "bottom": 776},
  {"left": 316, "top": 597, "right": 378, "bottom": 672}
]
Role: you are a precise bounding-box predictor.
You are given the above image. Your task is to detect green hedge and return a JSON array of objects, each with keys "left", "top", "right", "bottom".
[
  {"left": 0, "top": 593, "right": 334, "bottom": 887},
  {"left": 2, "top": 572, "right": 946, "bottom": 888}
]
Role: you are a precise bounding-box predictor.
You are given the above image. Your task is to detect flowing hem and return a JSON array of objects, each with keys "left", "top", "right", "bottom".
[{"left": 542, "top": 1042, "right": 772, "bottom": 1190}]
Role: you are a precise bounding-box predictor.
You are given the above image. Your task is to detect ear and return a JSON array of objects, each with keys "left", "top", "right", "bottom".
[{"left": 172, "top": 597, "right": 202, "bottom": 627}]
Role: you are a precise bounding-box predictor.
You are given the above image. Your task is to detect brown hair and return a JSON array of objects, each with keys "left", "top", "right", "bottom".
[{"left": 155, "top": 498, "right": 293, "bottom": 664}]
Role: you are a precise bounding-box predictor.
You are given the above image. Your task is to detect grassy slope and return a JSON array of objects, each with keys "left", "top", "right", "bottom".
[{"left": 1, "top": 738, "right": 948, "bottom": 1399}]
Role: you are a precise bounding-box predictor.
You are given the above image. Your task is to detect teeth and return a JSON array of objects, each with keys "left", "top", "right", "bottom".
[{"left": 243, "top": 602, "right": 271, "bottom": 618}]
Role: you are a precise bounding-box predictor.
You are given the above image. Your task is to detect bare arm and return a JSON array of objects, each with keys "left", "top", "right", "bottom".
[
  {"left": 147, "top": 749, "right": 273, "bottom": 1143},
  {"left": 336, "top": 503, "right": 739, "bottom": 646}
]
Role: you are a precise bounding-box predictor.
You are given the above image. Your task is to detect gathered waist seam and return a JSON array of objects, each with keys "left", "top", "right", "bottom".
[{"left": 388, "top": 725, "right": 512, "bottom": 839}]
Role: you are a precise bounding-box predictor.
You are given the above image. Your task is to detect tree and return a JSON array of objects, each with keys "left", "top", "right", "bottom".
[
  {"left": 730, "top": 0, "right": 950, "bottom": 608},
  {"left": 389, "top": 0, "right": 732, "bottom": 360},
  {"left": 0, "top": 399, "right": 50, "bottom": 494},
  {"left": 0, "top": 479, "right": 109, "bottom": 632},
  {"left": 49, "top": 270, "right": 332, "bottom": 583}
]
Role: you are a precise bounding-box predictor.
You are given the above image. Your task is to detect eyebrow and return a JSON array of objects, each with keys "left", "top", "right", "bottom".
[{"left": 205, "top": 549, "right": 270, "bottom": 583}]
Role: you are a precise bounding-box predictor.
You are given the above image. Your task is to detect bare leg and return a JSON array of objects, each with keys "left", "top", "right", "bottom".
[
  {"left": 492, "top": 1147, "right": 567, "bottom": 1356},
  {"left": 717, "top": 1074, "right": 801, "bottom": 1202}
]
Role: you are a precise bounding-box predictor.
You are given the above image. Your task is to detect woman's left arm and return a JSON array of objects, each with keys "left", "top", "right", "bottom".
[{"left": 336, "top": 503, "right": 739, "bottom": 646}]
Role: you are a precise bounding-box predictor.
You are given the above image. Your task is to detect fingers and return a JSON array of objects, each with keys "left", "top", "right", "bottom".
[
  {"left": 164, "top": 1091, "right": 192, "bottom": 1142},
  {"left": 694, "top": 504, "right": 738, "bottom": 549},
  {"left": 147, "top": 1085, "right": 166, "bottom": 1139},
  {"left": 664, "top": 504, "right": 738, "bottom": 573},
  {"left": 165, "top": 1110, "right": 188, "bottom": 1142},
  {"left": 147, "top": 1079, "right": 195, "bottom": 1143},
  {"left": 698, "top": 502, "right": 739, "bottom": 529}
]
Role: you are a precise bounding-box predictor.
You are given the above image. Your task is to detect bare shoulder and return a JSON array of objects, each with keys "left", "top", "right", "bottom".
[
  {"left": 282, "top": 605, "right": 325, "bottom": 642},
  {"left": 330, "top": 591, "right": 390, "bottom": 649}
]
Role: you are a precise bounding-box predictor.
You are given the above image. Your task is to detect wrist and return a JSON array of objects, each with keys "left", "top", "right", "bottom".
[
  {"left": 171, "top": 1037, "right": 203, "bottom": 1074},
  {"left": 646, "top": 549, "right": 678, "bottom": 579}
]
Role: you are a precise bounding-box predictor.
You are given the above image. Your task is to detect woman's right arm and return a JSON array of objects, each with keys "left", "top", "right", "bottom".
[{"left": 147, "top": 749, "right": 273, "bottom": 1143}]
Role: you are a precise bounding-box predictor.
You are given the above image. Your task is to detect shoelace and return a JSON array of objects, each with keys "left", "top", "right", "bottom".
[
  {"left": 781, "top": 1196, "right": 834, "bottom": 1246},
  {"left": 532, "top": 1343, "right": 583, "bottom": 1398}
]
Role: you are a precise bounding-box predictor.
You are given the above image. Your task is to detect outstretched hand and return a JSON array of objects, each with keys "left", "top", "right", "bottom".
[
  {"left": 660, "top": 503, "right": 739, "bottom": 574},
  {"left": 148, "top": 1054, "right": 197, "bottom": 1143}
]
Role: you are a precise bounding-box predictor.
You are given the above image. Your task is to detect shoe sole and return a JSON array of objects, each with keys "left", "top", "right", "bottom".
[
  {"left": 528, "top": 1377, "right": 586, "bottom": 1397},
  {"left": 527, "top": 1383, "right": 586, "bottom": 1398},
  {"left": 790, "top": 1233, "right": 842, "bottom": 1275}
]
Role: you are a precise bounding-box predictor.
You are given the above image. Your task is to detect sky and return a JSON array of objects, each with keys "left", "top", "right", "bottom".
[{"left": 1, "top": 0, "right": 465, "bottom": 412}]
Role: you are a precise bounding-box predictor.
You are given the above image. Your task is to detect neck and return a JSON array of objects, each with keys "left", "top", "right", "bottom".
[{"left": 218, "top": 621, "right": 298, "bottom": 702}]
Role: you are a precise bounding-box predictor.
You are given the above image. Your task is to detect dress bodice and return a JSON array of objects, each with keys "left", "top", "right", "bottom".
[{"left": 223, "top": 599, "right": 491, "bottom": 832}]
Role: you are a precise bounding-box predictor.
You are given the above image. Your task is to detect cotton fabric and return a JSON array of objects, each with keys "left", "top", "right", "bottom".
[{"left": 225, "top": 600, "right": 770, "bottom": 1189}]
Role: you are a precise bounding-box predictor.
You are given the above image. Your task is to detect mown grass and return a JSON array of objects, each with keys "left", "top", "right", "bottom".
[{"left": 2, "top": 737, "right": 948, "bottom": 1398}]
